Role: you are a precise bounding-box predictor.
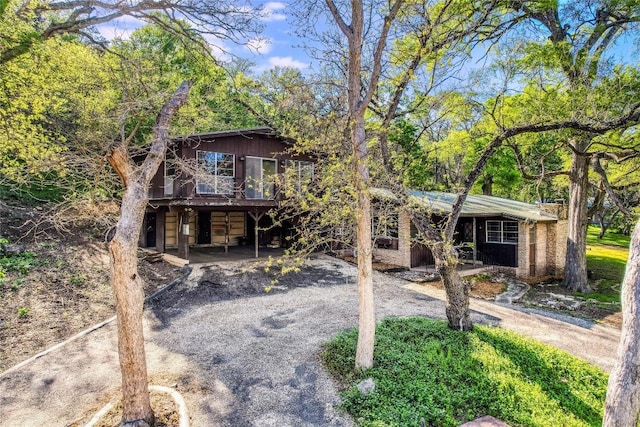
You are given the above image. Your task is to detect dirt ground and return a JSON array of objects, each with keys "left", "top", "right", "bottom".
[{"left": 0, "top": 203, "right": 181, "bottom": 371}]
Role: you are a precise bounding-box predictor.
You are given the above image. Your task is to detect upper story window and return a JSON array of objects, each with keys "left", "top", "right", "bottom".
[
  {"left": 246, "top": 157, "right": 277, "bottom": 199},
  {"left": 196, "top": 151, "right": 235, "bottom": 195},
  {"left": 163, "top": 151, "right": 176, "bottom": 197},
  {"left": 286, "top": 160, "right": 314, "bottom": 191},
  {"left": 486, "top": 220, "right": 518, "bottom": 244}
]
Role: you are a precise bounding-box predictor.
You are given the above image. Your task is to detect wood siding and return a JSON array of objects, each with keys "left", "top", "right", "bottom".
[{"left": 149, "top": 131, "right": 312, "bottom": 203}]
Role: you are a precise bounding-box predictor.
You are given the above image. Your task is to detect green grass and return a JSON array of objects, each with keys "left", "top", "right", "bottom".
[
  {"left": 586, "top": 225, "right": 630, "bottom": 248},
  {"left": 583, "top": 226, "right": 629, "bottom": 302},
  {"left": 324, "top": 318, "right": 608, "bottom": 427}
]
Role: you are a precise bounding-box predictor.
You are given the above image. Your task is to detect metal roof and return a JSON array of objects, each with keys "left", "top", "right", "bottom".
[
  {"left": 408, "top": 191, "right": 558, "bottom": 222},
  {"left": 371, "top": 188, "right": 559, "bottom": 222},
  {"left": 172, "top": 127, "right": 277, "bottom": 140}
]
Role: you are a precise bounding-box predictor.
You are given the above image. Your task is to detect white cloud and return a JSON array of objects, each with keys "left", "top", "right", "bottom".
[
  {"left": 96, "top": 16, "right": 144, "bottom": 41},
  {"left": 267, "top": 56, "right": 308, "bottom": 69},
  {"left": 246, "top": 37, "right": 272, "bottom": 55},
  {"left": 261, "top": 2, "right": 287, "bottom": 22},
  {"left": 202, "top": 33, "right": 235, "bottom": 61}
]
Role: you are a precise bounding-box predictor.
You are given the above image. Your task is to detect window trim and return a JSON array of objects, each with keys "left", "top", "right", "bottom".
[
  {"left": 285, "top": 159, "right": 314, "bottom": 192},
  {"left": 195, "top": 150, "right": 235, "bottom": 195},
  {"left": 486, "top": 220, "right": 519, "bottom": 244},
  {"left": 372, "top": 212, "right": 399, "bottom": 250}
]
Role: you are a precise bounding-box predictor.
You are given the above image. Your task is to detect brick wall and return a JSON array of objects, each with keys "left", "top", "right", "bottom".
[
  {"left": 535, "top": 223, "right": 548, "bottom": 275},
  {"left": 373, "top": 211, "right": 411, "bottom": 268},
  {"left": 554, "top": 219, "right": 568, "bottom": 275},
  {"left": 516, "top": 221, "right": 529, "bottom": 278}
]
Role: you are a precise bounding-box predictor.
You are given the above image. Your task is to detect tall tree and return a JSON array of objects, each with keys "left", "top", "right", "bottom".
[
  {"left": 106, "top": 81, "right": 191, "bottom": 426},
  {"left": 503, "top": 0, "right": 640, "bottom": 292},
  {"left": 322, "top": 0, "right": 404, "bottom": 369},
  {"left": 0, "top": 36, "right": 116, "bottom": 196}
]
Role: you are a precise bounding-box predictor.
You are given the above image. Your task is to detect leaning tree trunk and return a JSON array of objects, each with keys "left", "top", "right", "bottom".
[
  {"left": 432, "top": 243, "right": 472, "bottom": 331},
  {"left": 564, "top": 150, "right": 591, "bottom": 292},
  {"left": 106, "top": 82, "right": 191, "bottom": 426},
  {"left": 603, "top": 218, "right": 640, "bottom": 427}
]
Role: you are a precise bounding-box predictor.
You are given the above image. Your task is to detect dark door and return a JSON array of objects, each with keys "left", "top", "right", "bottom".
[
  {"left": 197, "top": 212, "right": 211, "bottom": 244},
  {"left": 145, "top": 213, "right": 156, "bottom": 248}
]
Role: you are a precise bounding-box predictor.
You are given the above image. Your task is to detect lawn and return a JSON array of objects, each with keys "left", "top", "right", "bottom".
[
  {"left": 324, "top": 318, "right": 608, "bottom": 427},
  {"left": 586, "top": 225, "right": 630, "bottom": 248},
  {"left": 583, "top": 226, "right": 630, "bottom": 302}
]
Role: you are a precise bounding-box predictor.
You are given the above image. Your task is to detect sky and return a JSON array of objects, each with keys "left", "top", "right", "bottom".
[
  {"left": 95, "top": 1, "right": 638, "bottom": 78},
  {"left": 97, "top": 1, "right": 312, "bottom": 75}
]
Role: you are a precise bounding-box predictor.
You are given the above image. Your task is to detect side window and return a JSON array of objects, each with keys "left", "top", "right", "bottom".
[
  {"left": 372, "top": 212, "right": 399, "bottom": 250},
  {"left": 486, "top": 220, "right": 518, "bottom": 244}
]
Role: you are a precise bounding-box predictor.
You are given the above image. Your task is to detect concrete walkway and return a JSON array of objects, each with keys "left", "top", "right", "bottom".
[
  {"left": 0, "top": 256, "right": 621, "bottom": 426},
  {"left": 404, "top": 281, "right": 620, "bottom": 371}
]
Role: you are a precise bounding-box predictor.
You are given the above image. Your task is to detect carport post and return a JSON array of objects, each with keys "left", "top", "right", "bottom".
[
  {"left": 248, "top": 211, "right": 264, "bottom": 258},
  {"left": 472, "top": 217, "right": 477, "bottom": 264},
  {"left": 178, "top": 209, "right": 190, "bottom": 260}
]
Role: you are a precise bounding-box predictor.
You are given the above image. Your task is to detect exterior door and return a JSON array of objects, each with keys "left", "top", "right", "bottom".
[
  {"left": 197, "top": 211, "right": 211, "bottom": 244},
  {"left": 145, "top": 213, "right": 156, "bottom": 248}
]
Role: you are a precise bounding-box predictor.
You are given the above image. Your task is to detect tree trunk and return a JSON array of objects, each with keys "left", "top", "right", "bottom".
[
  {"left": 564, "top": 150, "right": 591, "bottom": 292},
  {"left": 106, "top": 82, "right": 191, "bottom": 426},
  {"left": 603, "top": 218, "right": 640, "bottom": 427},
  {"left": 598, "top": 216, "right": 608, "bottom": 239},
  {"left": 353, "top": 115, "right": 375, "bottom": 369},
  {"left": 109, "top": 192, "right": 154, "bottom": 427},
  {"left": 481, "top": 175, "right": 493, "bottom": 196},
  {"left": 433, "top": 244, "right": 472, "bottom": 330},
  {"left": 355, "top": 183, "right": 375, "bottom": 368}
]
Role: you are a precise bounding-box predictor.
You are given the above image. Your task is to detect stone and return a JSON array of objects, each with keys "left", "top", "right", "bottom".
[
  {"left": 459, "top": 415, "right": 511, "bottom": 426},
  {"left": 357, "top": 378, "right": 375, "bottom": 395},
  {"left": 2, "top": 243, "right": 26, "bottom": 256}
]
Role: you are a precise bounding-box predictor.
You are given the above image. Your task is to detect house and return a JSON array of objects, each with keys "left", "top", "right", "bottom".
[
  {"left": 141, "top": 127, "right": 313, "bottom": 260},
  {"left": 372, "top": 191, "right": 568, "bottom": 278}
]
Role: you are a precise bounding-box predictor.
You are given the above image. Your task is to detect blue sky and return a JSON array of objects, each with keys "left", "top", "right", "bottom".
[{"left": 97, "top": 1, "right": 311, "bottom": 74}]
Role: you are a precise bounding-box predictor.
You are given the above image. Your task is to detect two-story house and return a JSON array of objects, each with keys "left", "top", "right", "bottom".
[{"left": 141, "top": 127, "right": 313, "bottom": 260}]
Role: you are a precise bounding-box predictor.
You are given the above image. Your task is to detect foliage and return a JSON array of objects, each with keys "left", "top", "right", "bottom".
[
  {"left": 111, "top": 21, "right": 256, "bottom": 140},
  {"left": 0, "top": 239, "right": 39, "bottom": 296},
  {"left": 0, "top": 35, "right": 118, "bottom": 203},
  {"left": 324, "top": 317, "right": 608, "bottom": 427},
  {"left": 0, "top": 251, "right": 38, "bottom": 275}
]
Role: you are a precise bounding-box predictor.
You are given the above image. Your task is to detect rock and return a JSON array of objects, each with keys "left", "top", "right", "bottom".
[
  {"left": 357, "top": 378, "right": 375, "bottom": 395},
  {"left": 2, "top": 243, "right": 26, "bottom": 256}
]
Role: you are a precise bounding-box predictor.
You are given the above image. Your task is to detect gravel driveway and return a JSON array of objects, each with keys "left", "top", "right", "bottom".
[
  {"left": 144, "top": 256, "right": 495, "bottom": 426},
  {"left": 0, "top": 255, "right": 617, "bottom": 426}
]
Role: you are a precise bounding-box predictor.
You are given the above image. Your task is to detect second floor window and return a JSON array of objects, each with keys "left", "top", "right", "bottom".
[
  {"left": 246, "top": 157, "right": 277, "bottom": 199},
  {"left": 286, "top": 160, "right": 314, "bottom": 191},
  {"left": 196, "top": 151, "right": 235, "bottom": 195}
]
